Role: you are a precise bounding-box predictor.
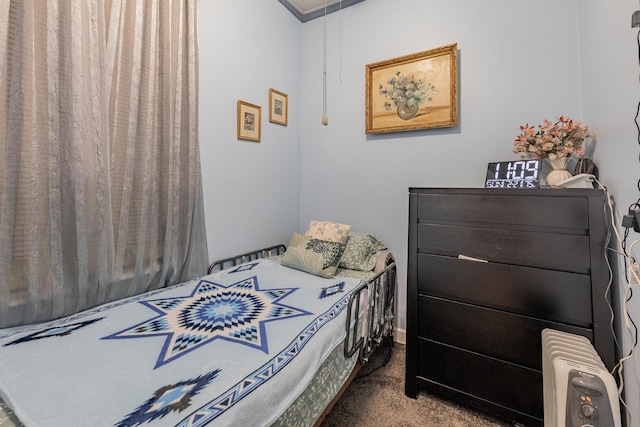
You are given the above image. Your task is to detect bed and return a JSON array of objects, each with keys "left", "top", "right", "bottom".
[{"left": 0, "top": 224, "right": 396, "bottom": 427}]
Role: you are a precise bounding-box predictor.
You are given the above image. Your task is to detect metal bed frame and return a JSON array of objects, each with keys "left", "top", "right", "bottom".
[
  {"left": 207, "top": 244, "right": 287, "bottom": 274},
  {"left": 344, "top": 255, "right": 396, "bottom": 364}
]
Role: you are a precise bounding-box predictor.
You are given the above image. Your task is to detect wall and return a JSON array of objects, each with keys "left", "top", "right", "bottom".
[
  {"left": 580, "top": 1, "right": 640, "bottom": 424},
  {"left": 298, "top": 0, "right": 584, "bottom": 338},
  {"left": 198, "top": 0, "right": 639, "bottom": 423},
  {"left": 298, "top": 0, "right": 639, "bottom": 422},
  {"left": 199, "top": 0, "right": 302, "bottom": 262}
]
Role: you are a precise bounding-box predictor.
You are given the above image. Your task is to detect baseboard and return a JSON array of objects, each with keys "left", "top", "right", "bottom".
[{"left": 394, "top": 327, "right": 406, "bottom": 345}]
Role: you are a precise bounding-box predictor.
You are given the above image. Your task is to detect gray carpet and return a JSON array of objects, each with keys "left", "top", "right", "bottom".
[{"left": 321, "top": 342, "right": 515, "bottom": 427}]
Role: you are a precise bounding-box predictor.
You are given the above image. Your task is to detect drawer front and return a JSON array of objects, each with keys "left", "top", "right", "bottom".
[
  {"left": 416, "top": 193, "right": 588, "bottom": 230},
  {"left": 417, "top": 295, "right": 593, "bottom": 370},
  {"left": 417, "top": 224, "right": 590, "bottom": 273},
  {"left": 417, "top": 253, "right": 593, "bottom": 326},
  {"left": 418, "top": 338, "right": 543, "bottom": 419}
]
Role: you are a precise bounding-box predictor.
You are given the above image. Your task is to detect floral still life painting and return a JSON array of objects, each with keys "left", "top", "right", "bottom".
[
  {"left": 378, "top": 71, "right": 437, "bottom": 120},
  {"left": 366, "top": 43, "right": 458, "bottom": 134}
]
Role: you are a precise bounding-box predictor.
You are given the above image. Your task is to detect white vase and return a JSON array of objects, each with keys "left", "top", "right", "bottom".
[{"left": 545, "top": 158, "right": 572, "bottom": 186}]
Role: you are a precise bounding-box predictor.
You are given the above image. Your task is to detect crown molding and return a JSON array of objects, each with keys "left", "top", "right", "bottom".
[{"left": 277, "top": 0, "right": 365, "bottom": 23}]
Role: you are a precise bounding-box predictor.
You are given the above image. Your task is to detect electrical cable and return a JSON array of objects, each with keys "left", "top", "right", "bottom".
[
  {"left": 629, "top": 22, "right": 640, "bottom": 409},
  {"left": 599, "top": 11, "right": 640, "bottom": 425},
  {"left": 600, "top": 193, "right": 625, "bottom": 358},
  {"left": 594, "top": 179, "right": 634, "bottom": 425},
  {"left": 635, "top": 29, "right": 640, "bottom": 196},
  {"left": 355, "top": 334, "right": 394, "bottom": 379}
]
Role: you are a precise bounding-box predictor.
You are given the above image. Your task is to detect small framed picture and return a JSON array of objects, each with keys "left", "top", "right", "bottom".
[
  {"left": 269, "top": 88, "right": 288, "bottom": 126},
  {"left": 237, "top": 100, "right": 261, "bottom": 142}
]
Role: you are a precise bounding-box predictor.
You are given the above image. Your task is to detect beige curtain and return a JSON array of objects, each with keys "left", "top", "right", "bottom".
[{"left": 0, "top": 0, "right": 207, "bottom": 328}]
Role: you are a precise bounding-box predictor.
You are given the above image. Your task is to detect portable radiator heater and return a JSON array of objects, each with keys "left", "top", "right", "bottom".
[{"left": 541, "top": 329, "right": 621, "bottom": 427}]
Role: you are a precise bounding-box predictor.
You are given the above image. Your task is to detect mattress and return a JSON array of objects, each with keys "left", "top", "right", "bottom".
[
  {"left": 0, "top": 259, "right": 369, "bottom": 427},
  {"left": 0, "top": 341, "right": 358, "bottom": 427}
]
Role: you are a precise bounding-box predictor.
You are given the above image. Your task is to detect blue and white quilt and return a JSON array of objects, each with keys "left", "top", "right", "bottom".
[{"left": 0, "top": 259, "right": 365, "bottom": 427}]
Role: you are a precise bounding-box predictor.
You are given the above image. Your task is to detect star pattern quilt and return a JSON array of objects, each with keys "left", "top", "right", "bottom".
[{"left": 0, "top": 259, "right": 365, "bottom": 427}]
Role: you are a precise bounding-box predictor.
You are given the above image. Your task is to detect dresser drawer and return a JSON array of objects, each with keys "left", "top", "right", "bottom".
[
  {"left": 416, "top": 193, "right": 588, "bottom": 230},
  {"left": 417, "top": 295, "right": 593, "bottom": 370},
  {"left": 417, "top": 253, "right": 593, "bottom": 326},
  {"left": 417, "top": 338, "right": 544, "bottom": 420},
  {"left": 417, "top": 223, "right": 591, "bottom": 273}
]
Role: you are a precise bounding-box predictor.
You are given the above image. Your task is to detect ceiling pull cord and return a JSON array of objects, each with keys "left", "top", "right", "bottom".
[
  {"left": 339, "top": 0, "right": 342, "bottom": 88},
  {"left": 321, "top": 0, "right": 328, "bottom": 126}
]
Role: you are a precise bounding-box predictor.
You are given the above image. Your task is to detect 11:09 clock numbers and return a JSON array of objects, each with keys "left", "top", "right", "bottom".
[{"left": 485, "top": 160, "right": 540, "bottom": 189}]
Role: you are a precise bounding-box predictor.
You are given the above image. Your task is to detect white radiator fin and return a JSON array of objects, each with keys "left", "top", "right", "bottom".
[{"left": 542, "top": 329, "right": 621, "bottom": 427}]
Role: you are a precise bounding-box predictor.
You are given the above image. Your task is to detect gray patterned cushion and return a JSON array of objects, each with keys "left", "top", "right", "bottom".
[
  {"left": 339, "top": 232, "right": 387, "bottom": 271},
  {"left": 281, "top": 233, "right": 347, "bottom": 278}
]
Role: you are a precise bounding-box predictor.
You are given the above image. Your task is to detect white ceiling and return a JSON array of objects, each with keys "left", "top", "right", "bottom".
[
  {"left": 287, "top": 0, "right": 342, "bottom": 14},
  {"left": 279, "top": 0, "right": 363, "bottom": 22}
]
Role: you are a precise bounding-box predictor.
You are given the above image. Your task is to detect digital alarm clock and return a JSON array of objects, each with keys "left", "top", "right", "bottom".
[{"left": 485, "top": 160, "right": 541, "bottom": 188}]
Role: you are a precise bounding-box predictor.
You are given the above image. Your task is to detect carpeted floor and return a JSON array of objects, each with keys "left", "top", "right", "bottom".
[{"left": 320, "top": 342, "right": 515, "bottom": 427}]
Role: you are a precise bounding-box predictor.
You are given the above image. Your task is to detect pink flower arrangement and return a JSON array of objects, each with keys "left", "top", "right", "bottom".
[{"left": 513, "top": 116, "right": 595, "bottom": 160}]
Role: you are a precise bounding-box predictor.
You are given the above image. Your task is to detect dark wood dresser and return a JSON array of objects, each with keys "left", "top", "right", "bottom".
[{"left": 405, "top": 188, "right": 616, "bottom": 426}]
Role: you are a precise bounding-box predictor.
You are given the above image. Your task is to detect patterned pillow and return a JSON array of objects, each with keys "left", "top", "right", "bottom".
[
  {"left": 281, "top": 233, "right": 347, "bottom": 278},
  {"left": 305, "top": 220, "right": 351, "bottom": 244},
  {"left": 339, "top": 232, "right": 388, "bottom": 271}
]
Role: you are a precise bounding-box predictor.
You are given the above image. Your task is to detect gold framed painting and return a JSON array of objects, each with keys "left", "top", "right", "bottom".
[
  {"left": 365, "top": 43, "right": 458, "bottom": 134},
  {"left": 269, "top": 88, "right": 288, "bottom": 126},
  {"left": 237, "top": 100, "right": 261, "bottom": 142}
]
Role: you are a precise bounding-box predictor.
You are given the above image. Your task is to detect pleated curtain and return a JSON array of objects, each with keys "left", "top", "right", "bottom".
[{"left": 0, "top": 0, "right": 208, "bottom": 328}]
